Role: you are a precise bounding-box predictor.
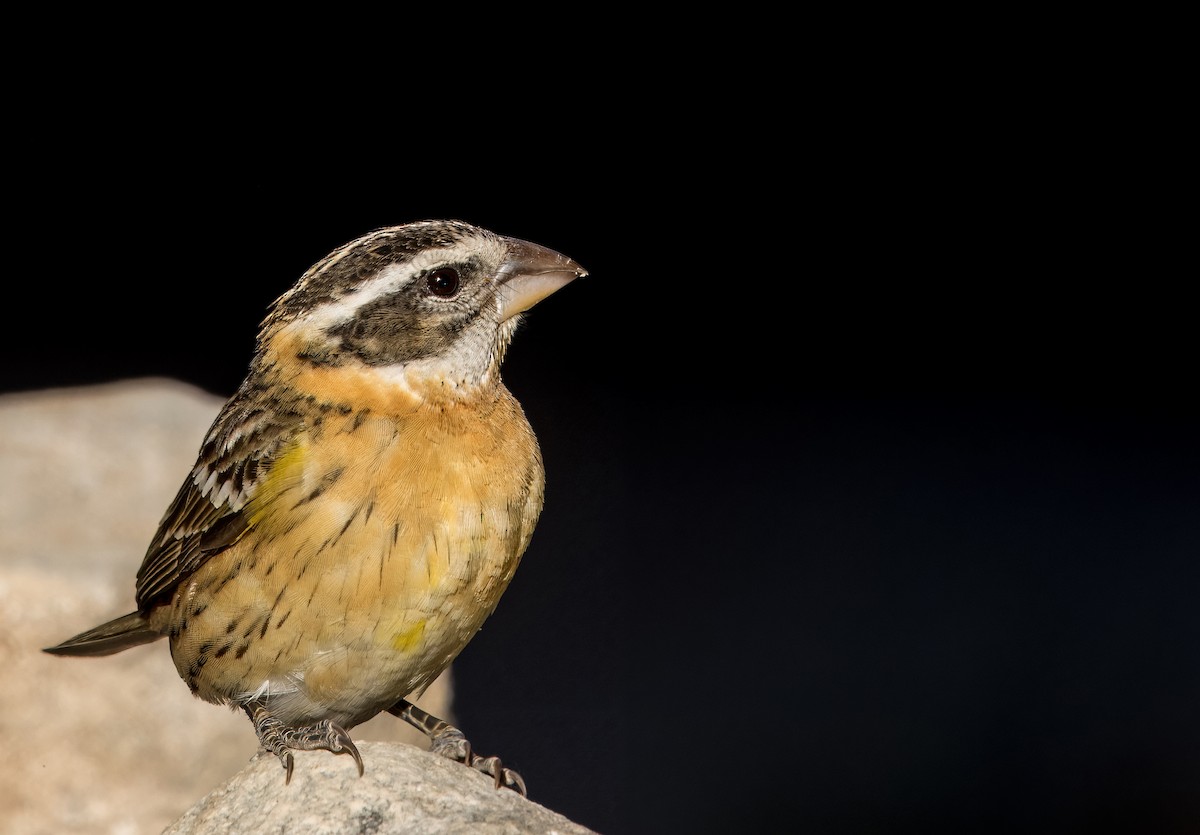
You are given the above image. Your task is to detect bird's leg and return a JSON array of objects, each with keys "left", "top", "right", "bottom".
[
  {"left": 247, "top": 705, "right": 364, "bottom": 784},
  {"left": 387, "top": 698, "right": 526, "bottom": 796}
]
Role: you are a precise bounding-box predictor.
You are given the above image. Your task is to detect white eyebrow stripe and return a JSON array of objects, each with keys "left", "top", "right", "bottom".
[
  {"left": 301, "top": 243, "right": 486, "bottom": 333},
  {"left": 301, "top": 262, "right": 414, "bottom": 333}
]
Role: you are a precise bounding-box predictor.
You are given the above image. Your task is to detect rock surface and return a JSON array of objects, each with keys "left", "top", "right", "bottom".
[
  {"left": 165, "top": 741, "right": 593, "bottom": 835},
  {"left": 0, "top": 381, "right": 455, "bottom": 835}
]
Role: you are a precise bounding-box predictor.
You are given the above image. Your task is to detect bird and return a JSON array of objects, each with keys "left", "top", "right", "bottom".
[{"left": 44, "top": 219, "right": 587, "bottom": 795}]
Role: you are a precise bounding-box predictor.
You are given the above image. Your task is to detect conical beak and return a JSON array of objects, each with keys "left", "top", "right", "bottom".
[{"left": 496, "top": 236, "right": 588, "bottom": 322}]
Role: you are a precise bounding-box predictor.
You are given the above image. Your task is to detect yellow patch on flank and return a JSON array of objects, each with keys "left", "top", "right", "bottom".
[
  {"left": 246, "top": 439, "right": 308, "bottom": 527},
  {"left": 391, "top": 619, "right": 427, "bottom": 652}
]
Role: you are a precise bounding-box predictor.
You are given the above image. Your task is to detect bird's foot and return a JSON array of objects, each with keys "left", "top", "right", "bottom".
[
  {"left": 389, "top": 699, "right": 526, "bottom": 796},
  {"left": 248, "top": 706, "right": 364, "bottom": 784},
  {"left": 428, "top": 725, "right": 527, "bottom": 796}
]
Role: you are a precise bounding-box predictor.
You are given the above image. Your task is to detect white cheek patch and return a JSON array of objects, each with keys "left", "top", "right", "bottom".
[
  {"left": 351, "top": 321, "right": 504, "bottom": 397},
  {"left": 404, "top": 324, "right": 497, "bottom": 382}
]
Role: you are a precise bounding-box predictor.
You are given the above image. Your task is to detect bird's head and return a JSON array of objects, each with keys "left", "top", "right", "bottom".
[{"left": 257, "top": 220, "right": 586, "bottom": 404}]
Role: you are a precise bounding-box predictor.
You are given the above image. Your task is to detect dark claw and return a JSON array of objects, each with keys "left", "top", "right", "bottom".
[
  {"left": 468, "top": 753, "right": 526, "bottom": 797},
  {"left": 331, "top": 729, "right": 365, "bottom": 777},
  {"left": 506, "top": 769, "right": 528, "bottom": 797},
  {"left": 283, "top": 751, "right": 295, "bottom": 785}
]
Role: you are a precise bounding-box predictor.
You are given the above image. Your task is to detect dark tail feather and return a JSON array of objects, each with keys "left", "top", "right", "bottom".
[{"left": 43, "top": 611, "right": 163, "bottom": 657}]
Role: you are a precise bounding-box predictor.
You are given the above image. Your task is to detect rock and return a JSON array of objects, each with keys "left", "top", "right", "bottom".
[
  {"left": 0, "top": 381, "right": 452, "bottom": 835},
  {"left": 164, "top": 741, "right": 594, "bottom": 835}
]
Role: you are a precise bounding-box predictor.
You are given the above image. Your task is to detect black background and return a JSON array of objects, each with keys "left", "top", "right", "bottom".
[{"left": 6, "top": 139, "right": 1196, "bottom": 834}]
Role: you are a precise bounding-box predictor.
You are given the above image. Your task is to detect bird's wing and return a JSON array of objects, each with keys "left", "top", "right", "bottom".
[{"left": 134, "top": 388, "right": 302, "bottom": 609}]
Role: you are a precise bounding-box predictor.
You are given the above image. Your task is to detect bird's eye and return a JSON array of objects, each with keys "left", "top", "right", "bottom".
[{"left": 425, "top": 268, "right": 460, "bottom": 297}]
